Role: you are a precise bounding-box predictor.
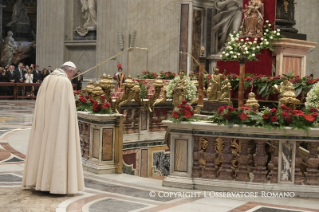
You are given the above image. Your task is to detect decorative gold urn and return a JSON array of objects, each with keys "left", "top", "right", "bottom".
[
  {"left": 245, "top": 92, "right": 260, "bottom": 110},
  {"left": 92, "top": 81, "right": 104, "bottom": 99},
  {"left": 273, "top": 75, "right": 300, "bottom": 109},
  {"left": 86, "top": 80, "right": 95, "bottom": 95},
  {"left": 279, "top": 85, "right": 300, "bottom": 109},
  {"left": 99, "top": 74, "right": 114, "bottom": 103}
]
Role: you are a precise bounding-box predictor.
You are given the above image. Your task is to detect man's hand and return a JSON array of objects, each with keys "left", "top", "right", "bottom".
[{"left": 11, "top": 80, "right": 14, "bottom": 83}]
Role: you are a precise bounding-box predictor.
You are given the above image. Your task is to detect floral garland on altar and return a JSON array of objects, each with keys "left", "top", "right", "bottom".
[
  {"left": 74, "top": 90, "right": 112, "bottom": 114},
  {"left": 169, "top": 100, "right": 196, "bottom": 123},
  {"left": 166, "top": 75, "right": 197, "bottom": 102},
  {"left": 210, "top": 105, "right": 319, "bottom": 132},
  {"left": 220, "top": 21, "right": 283, "bottom": 61}
]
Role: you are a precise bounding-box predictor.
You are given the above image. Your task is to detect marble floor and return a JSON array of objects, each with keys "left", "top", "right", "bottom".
[{"left": 1, "top": 100, "right": 319, "bottom": 212}]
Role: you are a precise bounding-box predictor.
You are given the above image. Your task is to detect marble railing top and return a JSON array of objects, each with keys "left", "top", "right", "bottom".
[{"left": 163, "top": 120, "right": 319, "bottom": 141}]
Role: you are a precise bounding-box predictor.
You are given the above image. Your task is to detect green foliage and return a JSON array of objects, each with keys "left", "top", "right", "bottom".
[{"left": 139, "top": 83, "right": 147, "bottom": 99}]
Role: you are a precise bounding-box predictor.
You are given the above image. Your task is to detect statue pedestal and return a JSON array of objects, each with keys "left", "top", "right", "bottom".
[
  {"left": 201, "top": 101, "right": 231, "bottom": 114},
  {"left": 273, "top": 38, "right": 317, "bottom": 77},
  {"left": 11, "top": 23, "right": 31, "bottom": 41},
  {"left": 74, "top": 30, "right": 96, "bottom": 40}
]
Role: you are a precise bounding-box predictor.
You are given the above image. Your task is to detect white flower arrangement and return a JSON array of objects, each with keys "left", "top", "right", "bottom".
[
  {"left": 305, "top": 82, "right": 319, "bottom": 108},
  {"left": 220, "top": 21, "right": 283, "bottom": 62},
  {"left": 166, "top": 75, "right": 197, "bottom": 102}
]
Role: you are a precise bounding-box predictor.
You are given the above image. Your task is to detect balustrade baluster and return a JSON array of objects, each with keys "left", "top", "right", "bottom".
[
  {"left": 219, "top": 138, "right": 233, "bottom": 180},
  {"left": 294, "top": 141, "right": 304, "bottom": 185},
  {"left": 192, "top": 137, "right": 201, "bottom": 178},
  {"left": 305, "top": 142, "right": 319, "bottom": 185},
  {"left": 253, "top": 140, "right": 268, "bottom": 183},
  {"left": 268, "top": 140, "right": 279, "bottom": 183},
  {"left": 202, "top": 138, "right": 217, "bottom": 179},
  {"left": 236, "top": 139, "right": 251, "bottom": 182}
]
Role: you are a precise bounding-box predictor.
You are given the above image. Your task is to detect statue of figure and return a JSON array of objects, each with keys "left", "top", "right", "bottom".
[
  {"left": 273, "top": 75, "right": 300, "bottom": 109},
  {"left": 219, "top": 79, "right": 232, "bottom": 102},
  {"left": 80, "top": 0, "right": 97, "bottom": 28},
  {"left": 4, "top": 31, "right": 18, "bottom": 66},
  {"left": 7, "top": 0, "right": 30, "bottom": 27},
  {"left": 208, "top": 67, "right": 223, "bottom": 101},
  {"left": 272, "top": 75, "right": 294, "bottom": 99},
  {"left": 76, "top": 0, "right": 97, "bottom": 36},
  {"left": 211, "top": 0, "right": 243, "bottom": 51},
  {"left": 240, "top": 0, "right": 264, "bottom": 37},
  {"left": 172, "top": 71, "right": 188, "bottom": 107}
]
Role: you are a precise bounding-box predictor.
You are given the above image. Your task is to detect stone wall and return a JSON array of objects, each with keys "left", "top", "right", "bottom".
[
  {"left": 37, "top": 0, "right": 183, "bottom": 79},
  {"left": 36, "top": 0, "right": 65, "bottom": 69},
  {"left": 295, "top": 0, "right": 319, "bottom": 77},
  {"left": 96, "top": 0, "right": 181, "bottom": 79}
]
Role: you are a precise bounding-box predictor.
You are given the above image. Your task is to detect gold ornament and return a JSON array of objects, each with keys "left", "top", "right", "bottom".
[
  {"left": 245, "top": 92, "right": 260, "bottom": 110},
  {"left": 148, "top": 76, "right": 164, "bottom": 112}
]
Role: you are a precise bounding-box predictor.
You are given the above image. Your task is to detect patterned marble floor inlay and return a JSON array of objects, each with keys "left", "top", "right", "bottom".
[
  {"left": 252, "top": 207, "right": 303, "bottom": 212},
  {"left": 88, "top": 198, "right": 148, "bottom": 212},
  {"left": 85, "top": 179, "right": 175, "bottom": 202},
  {"left": 0, "top": 174, "right": 22, "bottom": 182}
]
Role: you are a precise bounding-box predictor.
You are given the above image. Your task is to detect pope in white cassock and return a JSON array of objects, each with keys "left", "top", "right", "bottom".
[{"left": 22, "top": 61, "right": 85, "bottom": 194}]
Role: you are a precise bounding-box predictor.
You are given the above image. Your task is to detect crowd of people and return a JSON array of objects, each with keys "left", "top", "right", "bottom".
[{"left": 0, "top": 63, "right": 83, "bottom": 96}]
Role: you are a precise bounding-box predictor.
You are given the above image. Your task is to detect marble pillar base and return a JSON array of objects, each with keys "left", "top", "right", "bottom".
[
  {"left": 82, "top": 158, "right": 116, "bottom": 174},
  {"left": 163, "top": 175, "right": 319, "bottom": 198}
]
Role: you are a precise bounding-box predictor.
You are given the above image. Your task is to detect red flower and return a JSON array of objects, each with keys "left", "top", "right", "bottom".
[
  {"left": 100, "top": 95, "right": 105, "bottom": 99},
  {"left": 223, "top": 114, "right": 231, "bottom": 120},
  {"left": 172, "top": 111, "right": 180, "bottom": 119},
  {"left": 271, "top": 116, "right": 278, "bottom": 122},
  {"left": 183, "top": 110, "right": 192, "bottom": 118},
  {"left": 312, "top": 112, "right": 318, "bottom": 118},
  {"left": 153, "top": 73, "right": 157, "bottom": 77},
  {"left": 105, "top": 102, "right": 111, "bottom": 107},
  {"left": 240, "top": 113, "right": 249, "bottom": 121},
  {"left": 92, "top": 101, "right": 101, "bottom": 112},
  {"left": 241, "top": 106, "right": 250, "bottom": 110},
  {"left": 286, "top": 116, "right": 292, "bottom": 123},
  {"left": 207, "top": 75, "right": 211, "bottom": 79},
  {"left": 101, "top": 104, "right": 109, "bottom": 109},
  {"left": 182, "top": 100, "right": 188, "bottom": 104},
  {"left": 227, "top": 106, "right": 234, "bottom": 111},
  {"left": 293, "top": 110, "right": 304, "bottom": 116},
  {"left": 74, "top": 90, "right": 80, "bottom": 95},
  {"left": 80, "top": 98, "right": 87, "bottom": 103},
  {"left": 270, "top": 108, "right": 277, "bottom": 113},
  {"left": 185, "top": 105, "right": 191, "bottom": 110},
  {"left": 263, "top": 114, "right": 270, "bottom": 119},
  {"left": 90, "top": 98, "right": 95, "bottom": 104},
  {"left": 85, "top": 95, "right": 90, "bottom": 99},
  {"left": 280, "top": 105, "right": 288, "bottom": 110},
  {"left": 166, "top": 74, "right": 169, "bottom": 77},
  {"left": 304, "top": 114, "right": 315, "bottom": 122},
  {"left": 310, "top": 108, "right": 317, "bottom": 113},
  {"left": 282, "top": 111, "right": 288, "bottom": 117}
]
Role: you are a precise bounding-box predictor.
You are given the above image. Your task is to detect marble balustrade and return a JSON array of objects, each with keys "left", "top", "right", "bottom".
[{"left": 162, "top": 121, "right": 319, "bottom": 198}]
